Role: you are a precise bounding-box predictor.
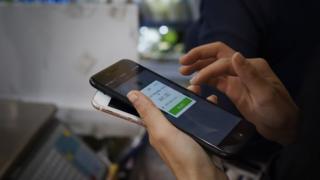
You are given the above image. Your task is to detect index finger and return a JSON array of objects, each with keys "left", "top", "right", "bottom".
[
  {"left": 179, "top": 42, "right": 235, "bottom": 65},
  {"left": 190, "top": 58, "right": 236, "bottom": 85}
]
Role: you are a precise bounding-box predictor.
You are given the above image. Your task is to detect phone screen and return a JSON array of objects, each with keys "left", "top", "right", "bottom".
[{"left": 107, "top": 64, "right": 242, "bottom": 146}]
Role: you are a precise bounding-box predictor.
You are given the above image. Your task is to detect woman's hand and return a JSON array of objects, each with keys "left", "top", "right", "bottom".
[
  {"left": 127, "top": 91, "right": 228, "bottom": 180},
  {"left": 180, "top": 42, "right": 299, "bottom": 145}
]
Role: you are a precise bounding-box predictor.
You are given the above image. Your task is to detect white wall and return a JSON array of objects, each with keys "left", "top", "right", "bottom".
[
  {"left": 0, "top": 4, "right": 143, "bottom": 137},
  {"left": 0, "top": 4, "right": 138, "bottom": 109}
]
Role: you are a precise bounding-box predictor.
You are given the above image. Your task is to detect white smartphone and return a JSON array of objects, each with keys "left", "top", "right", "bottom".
[{"left": 91, "top": 91, "right": 144, "bottom": 126}]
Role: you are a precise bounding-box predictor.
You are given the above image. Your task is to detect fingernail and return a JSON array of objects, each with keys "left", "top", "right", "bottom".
[
  {"left": 127, "top": 91, "right": 139, "bottom": 103},
  {"left": 190, "top": 75, "right": 198, "bottom": 84}
]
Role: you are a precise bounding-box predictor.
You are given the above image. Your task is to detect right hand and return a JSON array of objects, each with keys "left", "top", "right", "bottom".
[{"left": 180, "top": 42, "right": 299, "bottom": 145}]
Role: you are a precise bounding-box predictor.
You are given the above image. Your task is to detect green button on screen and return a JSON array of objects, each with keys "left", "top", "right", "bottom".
[{"left": 169, "top": 97, "right": 192, "bottom": 115}]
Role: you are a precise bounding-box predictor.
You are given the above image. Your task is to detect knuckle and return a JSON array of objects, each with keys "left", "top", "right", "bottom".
[
  {"left": 245, "top": 64, "right": 258, "bottom": 77},
  {"left": 257, "top": 58, "right": 269, "bottom": 66},
  {"left": 139, "top": 106, "right": 149, "bottom": 117},
  {"left": 214, "top": 41, "right": 225, "bottom": 48},
  {"left": 135, "top": 100, "right": 151, "bottom": 117},
  {"left": 256, "top": 58, "right": 272, "bottom": 71}
]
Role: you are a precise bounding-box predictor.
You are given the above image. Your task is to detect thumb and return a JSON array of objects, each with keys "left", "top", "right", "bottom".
[
  {"left": 127, "top": 90, "right": 171, "bottom": 131},
  {"left": 231, "top": 52, "right": 269, "bottom": 96}
]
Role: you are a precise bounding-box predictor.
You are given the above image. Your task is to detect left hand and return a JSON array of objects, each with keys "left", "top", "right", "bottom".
[{"left": 127, "top": 91, "right": 228, "bottom": 180}]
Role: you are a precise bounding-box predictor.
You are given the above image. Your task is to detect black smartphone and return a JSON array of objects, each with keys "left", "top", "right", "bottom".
[{"left": 90, "top": 59, "right": 255, "bottom": 157}]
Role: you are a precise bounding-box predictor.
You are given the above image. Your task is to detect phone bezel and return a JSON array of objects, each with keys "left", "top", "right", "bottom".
[
  {"left": 91, "top": 91, "right": 144, "bottom": 126},
  {"left": 90, "top": 59, "right": 255, "bottom": 157}
]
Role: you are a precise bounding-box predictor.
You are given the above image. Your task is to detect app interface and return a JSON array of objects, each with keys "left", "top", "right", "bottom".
[
  {"left": 113, "top": 68, "right": 241, "bottom": 145},
  {"left": 141, "top": 81, "right": 195, "bottom": 118}
]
